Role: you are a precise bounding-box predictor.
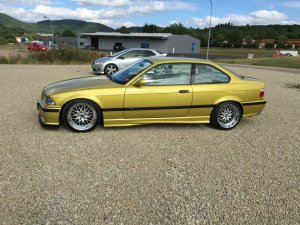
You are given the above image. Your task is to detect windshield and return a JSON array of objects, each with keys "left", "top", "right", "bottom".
[
  {"left": 110, "top": 59, "right": 152, "bottom": 84},
  {"left": 111, "top": 49, "right": 128, "bottom": 58}
]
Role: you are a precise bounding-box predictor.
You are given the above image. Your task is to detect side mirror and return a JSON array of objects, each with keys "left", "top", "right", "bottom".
[
  {"left": 133, "top": 78, "right": 146, "bottom": 87},
  {"left": 118, "top": 56, "right": 125, "bottom": 59}
]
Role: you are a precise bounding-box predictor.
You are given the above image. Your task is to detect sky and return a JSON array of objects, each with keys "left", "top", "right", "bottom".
[{"left": 0, "top": 0, "right": 300, "bottom": 28}]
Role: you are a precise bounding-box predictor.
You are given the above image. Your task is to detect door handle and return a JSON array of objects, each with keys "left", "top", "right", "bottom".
[{"left": 179, "top": 90, "right": 189, "bottom": 93}]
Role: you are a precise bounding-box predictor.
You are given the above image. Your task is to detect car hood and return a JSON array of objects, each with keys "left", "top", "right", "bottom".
[
  {"left": 94, "top": 56, "right": 111, "bottom": 63},
  {"left": 44, "top": 76, "right": 119, "bottom": 96}
]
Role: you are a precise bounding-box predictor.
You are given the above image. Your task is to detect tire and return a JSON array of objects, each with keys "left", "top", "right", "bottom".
[
  {"left": 211, "top": 102, "right": 242, "bottom": 130},
  {"left": 63, "top": 99, "right": 101, "bottom": 132},
  {"left": 104, "top": 64, "right": 118, "bottom": 76}
]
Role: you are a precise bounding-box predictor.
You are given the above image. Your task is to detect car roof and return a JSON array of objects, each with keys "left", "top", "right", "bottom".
[
  {"left": 144, "top": 56, "right": 211, "bottom": 63},
  {"left": 124, "top": 48, "right": 159, "bottom": 52}
]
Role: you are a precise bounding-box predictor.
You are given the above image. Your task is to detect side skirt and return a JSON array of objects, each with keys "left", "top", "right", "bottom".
[{"left": 103, "top": 116, "right": 211, "bottom": 127}]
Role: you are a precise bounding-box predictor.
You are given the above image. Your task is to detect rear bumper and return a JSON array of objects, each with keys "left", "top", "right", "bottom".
[
  {"left": 37, "top": 100, "right": 61, "bottom": 126},
  {"left": 242, "top": 100, "right": 267, "bottom": 117}
]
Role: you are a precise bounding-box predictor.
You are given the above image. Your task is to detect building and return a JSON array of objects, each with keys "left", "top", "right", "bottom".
[
  {"left": 77, "top": 32, "right": 200, "bottom": 54},
  {"left": 287, "top": 40, "right": 300, "bottom": 49},
  {"left": 259, "top": 39, "right": 300, "bottom": 49},
  {"left": 259, "top": 39, "right": 275, "bottom": 48},
  {"left": 40, "top": 36, "right": 78, "bottom": 47}
]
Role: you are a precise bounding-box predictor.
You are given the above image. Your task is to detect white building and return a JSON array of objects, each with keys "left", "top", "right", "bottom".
[{"left": 78, "top": 32, "right": 200, "bottom": 54}]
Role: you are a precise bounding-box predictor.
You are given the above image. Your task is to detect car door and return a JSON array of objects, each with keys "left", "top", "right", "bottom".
[{"left": 124, "top": 63, "right": 193, "bottom": 119}]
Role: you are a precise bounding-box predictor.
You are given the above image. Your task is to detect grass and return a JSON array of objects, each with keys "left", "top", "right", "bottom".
[
  {"left": 203, "top": 47, "right": 275, "bottom": 58},
  {"left": 285, "top": 83, "right": 300, "bottom": 90},
  {"left": 0, "top": 47, "right": 106, "bottom": 64},
  {"left": 215, "top": 57, "right": 300, "bottom": 69}
]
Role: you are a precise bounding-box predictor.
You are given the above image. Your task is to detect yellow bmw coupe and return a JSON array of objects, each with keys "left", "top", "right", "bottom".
[{"left": 37, "top": 57, "right": 266, "bottom": 132}]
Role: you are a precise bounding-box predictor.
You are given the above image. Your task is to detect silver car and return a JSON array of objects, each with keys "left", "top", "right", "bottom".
[{"left": 92, "top": 48, "right": 167, "bottom": 75}]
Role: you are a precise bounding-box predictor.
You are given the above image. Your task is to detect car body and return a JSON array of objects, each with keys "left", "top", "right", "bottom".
[
  {"left": 28, "top": 43, "right": 48, "bottom": 51},
  {"left": 92, "top": 48, "right": 167, "bottom": 75},
  {"left": 37, "top": 57, "right": 266, "bottom": 132},
  {"left": 272, "top": 52, "right": 284, "bottom": 57}
]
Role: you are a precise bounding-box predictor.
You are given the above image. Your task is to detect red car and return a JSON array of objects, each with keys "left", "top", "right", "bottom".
[
  {"left": 28, "top": 43, "right": 48, "bottom": 52},
  {"left": 272, "top": 51, "right": 283, "bottom": 57}
]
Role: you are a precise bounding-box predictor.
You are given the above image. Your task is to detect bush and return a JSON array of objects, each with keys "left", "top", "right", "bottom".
[
  {"left": 245, "top": 43, "right": 259, "bottom": 49},
  {"left": 264, "top": 43, "right": 274, "bottom": 48},
  {"left": 0, "top": 47, "right": 107, "bottom": 64}
]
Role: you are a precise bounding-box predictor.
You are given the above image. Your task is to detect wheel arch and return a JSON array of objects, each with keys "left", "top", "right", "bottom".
[
  {"left": 59, "top": 98, "right": 103, "bottom": 123},
  {"left": 104, "top": 63, "right": 119, "bottom": 71},
  {"left": 211, "top": 99, "right": 244, "bottom": 118}
]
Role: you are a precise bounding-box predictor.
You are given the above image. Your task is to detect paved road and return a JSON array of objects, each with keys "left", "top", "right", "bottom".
[{"left": 0, "top": 64, "right": 299, "bottom": 224}]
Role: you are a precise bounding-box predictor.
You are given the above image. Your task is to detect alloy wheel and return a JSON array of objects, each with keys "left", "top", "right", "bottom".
[
  {"left": 67, "top": 103, "right": 97, "bottom": 131},
  {"left": 216, "top": 103, "right": 240, "bottom": 129}
]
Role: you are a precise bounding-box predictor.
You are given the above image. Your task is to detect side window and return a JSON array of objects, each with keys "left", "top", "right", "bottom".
[
  {"left": 122, "top": 50, "right": 138, "bottom": 58},
  {"left": 141, "top": 63, "right": 191, "bottom": 86},
  {"left": 193, "top": 64, "right": 230, "bottom": 84},
  {"left": 135, "top": 50, "right": 147, "bottom": 57},
  {"left": 143, "top": 50, "right": 156, "bottom": 57}
]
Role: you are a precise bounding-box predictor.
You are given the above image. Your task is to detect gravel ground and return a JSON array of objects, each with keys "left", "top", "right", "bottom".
[{"left": 0, "top": 64, "right": 299, "bottom": 225}]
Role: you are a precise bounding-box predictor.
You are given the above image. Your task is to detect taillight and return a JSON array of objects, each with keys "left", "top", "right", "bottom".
[{"left": 259, "top": 88, "right": 264, "bottom": 97}]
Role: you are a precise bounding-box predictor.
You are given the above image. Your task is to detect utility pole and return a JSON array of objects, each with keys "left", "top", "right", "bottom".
[
  {"left": 206, "top": 0, "right": 213, "bottom": 59},
  {"left": 44, "top": 16, "right": 54, "bottom": 48}
]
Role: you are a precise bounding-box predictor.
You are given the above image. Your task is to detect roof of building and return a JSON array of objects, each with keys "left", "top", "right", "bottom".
[
  {"left": 288, "top": 40, "right": 300, "bottom": 44},
  {"left": 78, "top": 32, "right": 173, "bottom": 39},
  {"left": 260, "top": 39, "right": 300, "bottom": 44},
  {"left": 260, "top": 39, "right": 274, "bottom": 44}
]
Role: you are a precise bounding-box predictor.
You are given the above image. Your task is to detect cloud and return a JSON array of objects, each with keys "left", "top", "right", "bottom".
[
  {"left": 282, "top": 1, "right": 300, "bottom": 8},
  {"left": 32, "top": 5, "right": 126, "bottom": 20},
  {"left": 192, "top": 10, "right": 290, "bottom": 28},
  {"left": 0, "top": 1, "right": 199, "bottom": 27},
  {"left": 115, "top": 21, "right": 137, "bottom": 27},
  {"left": 70, "top": 0, "right": 132, "bottom": 7},
  {"left": 0, "top": 0, "right": 52, "bottom": 4},
  {"left": 128, "top": 1, "right": 197, "bottom": 14}
]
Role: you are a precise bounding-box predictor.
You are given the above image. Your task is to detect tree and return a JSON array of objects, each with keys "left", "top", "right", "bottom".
[
  {"left": 54, "top": 31, "right": 62, "bottom": 37},
  {"left": 142, "top": 24, "right": 162, "bottom": 33},
  {"left": 23, "top": 33, "right": 40, "bottom": 41},
  {"left": 116, "top": 26, "right": 129, "bottom": 34},
  {"left": 164, "top": 23, "right": 190, "bottom": 35},
  {"left": 227, "top": 29, "right": 244, "bottom": 47},
  {"left": 275, "top": 36, "right": 288, "bottom": 48},
  {"left": 62, "top": 29, "right": 75, "bottom": 37},
  {"left": 214, "top": 33, "right": 225, "bottom": 46}
]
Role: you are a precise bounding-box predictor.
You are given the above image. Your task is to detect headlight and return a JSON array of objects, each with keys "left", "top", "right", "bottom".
[{"left": 46, "top": 96, "right": 56, "bottom": 105}]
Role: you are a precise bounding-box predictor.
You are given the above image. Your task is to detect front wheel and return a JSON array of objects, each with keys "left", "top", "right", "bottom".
[
  {"left": 63, "top": 100, "right": 101, "bottom": 132},
  {"left": 105, "top": 64, "right": 118, "bottom": 76},
  {"left": 211, "top": 102, "right": 242, "bottom": 130}
]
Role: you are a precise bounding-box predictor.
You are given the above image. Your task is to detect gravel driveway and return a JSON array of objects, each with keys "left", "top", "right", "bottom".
[{"left": 0, "top": 64, "right": 299, "bottom": 224}]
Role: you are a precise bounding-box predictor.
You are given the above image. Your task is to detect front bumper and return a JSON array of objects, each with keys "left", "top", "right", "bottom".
[
  {"left": 92, "top": 63, "right": 105, "bottom": 74},
  {"left": 37, "top": 99, "right": 61, "bottom": 126}
]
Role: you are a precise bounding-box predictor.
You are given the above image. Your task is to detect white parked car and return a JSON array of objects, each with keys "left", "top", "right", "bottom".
[{"left": 92, "top": 48, "right": 167, "bottom": 75}]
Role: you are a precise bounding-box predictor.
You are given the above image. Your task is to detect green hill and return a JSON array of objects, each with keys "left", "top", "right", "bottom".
[
  {"left": 0, "top": 13, "right": 114, "bottom": 35},
  {"left": 36, "top": 19, "right": 114, "bottom": 33},
  {"left": 0, "top": 13, "right": 36, "bottom": 31}
]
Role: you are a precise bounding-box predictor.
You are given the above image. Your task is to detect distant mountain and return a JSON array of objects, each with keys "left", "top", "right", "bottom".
[
  {"left": 0, "top": 13, "right": 36, "bottom": 31},
  {"left": 36, "top": 19, "right": 114, "bottom": 33},
  {"left": 0, "top": 13, "right": 115, "bottom": 34}
]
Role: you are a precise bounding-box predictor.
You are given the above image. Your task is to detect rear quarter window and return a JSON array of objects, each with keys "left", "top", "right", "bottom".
[{"left": 193, "top": 64, "right": 230, "bottom": 84}]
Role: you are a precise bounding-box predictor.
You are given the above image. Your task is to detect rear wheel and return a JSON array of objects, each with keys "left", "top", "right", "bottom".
[
  {"left": 63, "top": 100, "right": 101, "bottom": 132},
  {"left": 211, "top": 102, "right": 242, "bottom": 130},
  {"left": 105, "top": 64, "right": 118, "bottom": 76}
]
